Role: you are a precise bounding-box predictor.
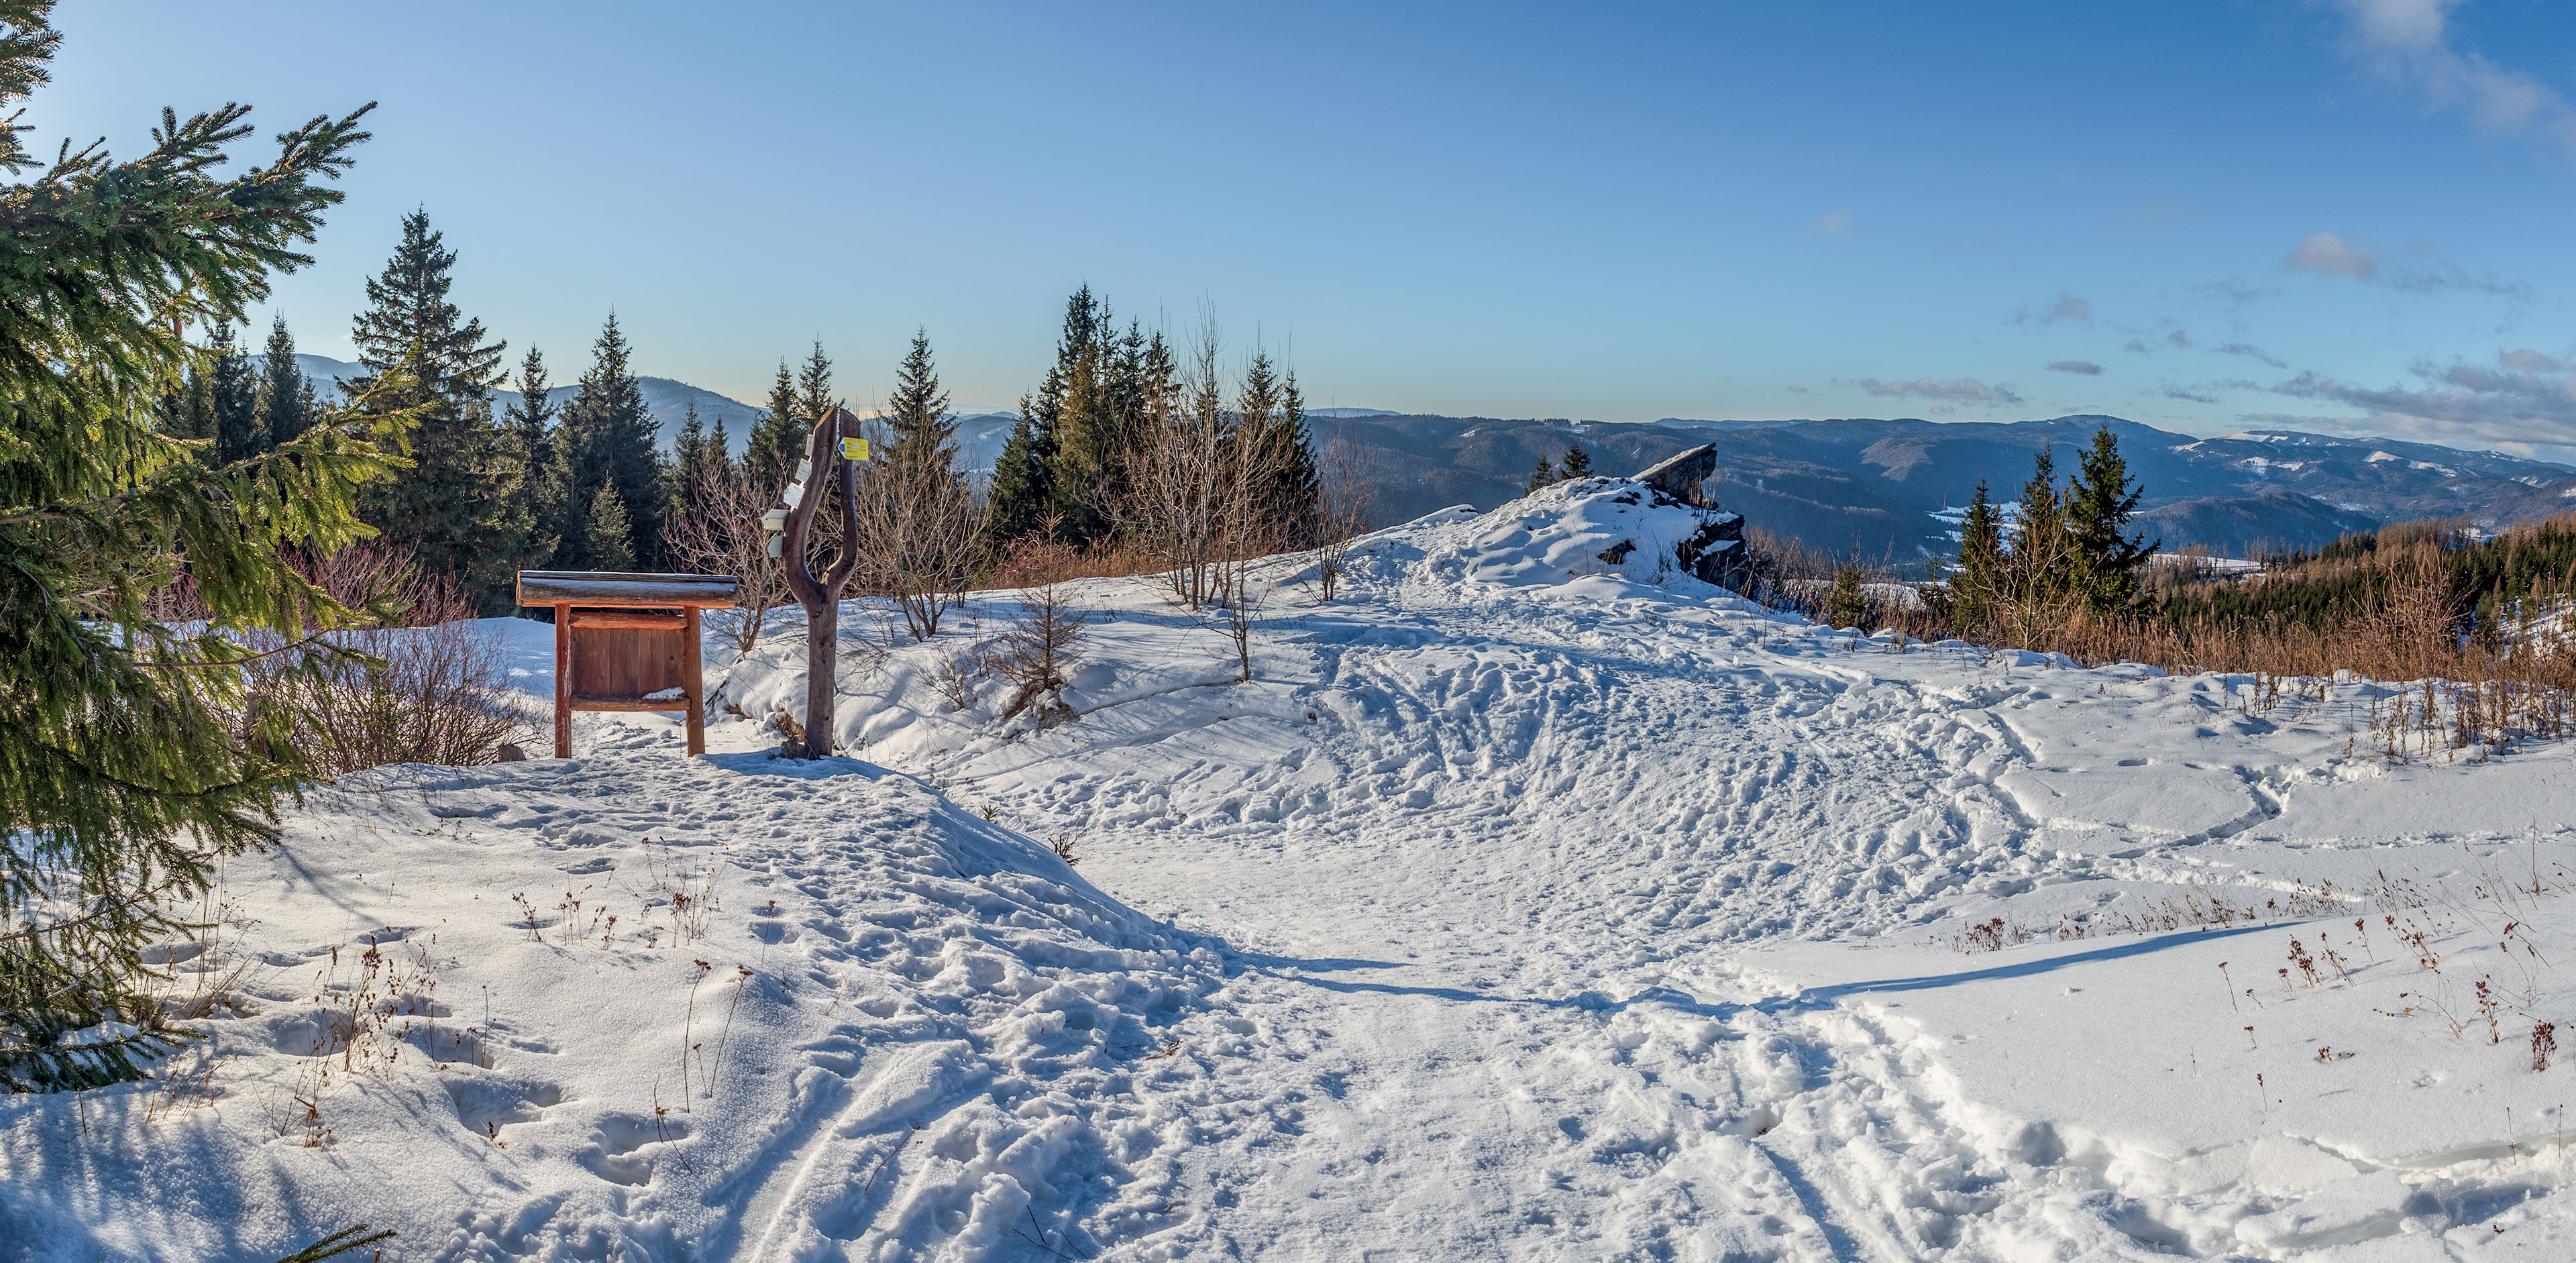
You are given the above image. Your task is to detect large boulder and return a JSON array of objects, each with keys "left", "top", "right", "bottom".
[
  {"left": 1627, "top": 446, "right": 1744, "bottom": 588},
  {"left": 1633, "top": 443, "right": 1717, "bottom": 507}
]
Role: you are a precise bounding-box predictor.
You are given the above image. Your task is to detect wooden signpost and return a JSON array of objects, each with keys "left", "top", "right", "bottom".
[
  {"left": 769, "top": 406, "right": 869, "bottom": 759},
  {"left": 515, "top": 570, "right": 741, "bottom": 757}
]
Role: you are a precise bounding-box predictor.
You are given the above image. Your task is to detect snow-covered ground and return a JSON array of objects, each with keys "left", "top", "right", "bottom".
[{"left": 9, "top": 478, "right": 2576, "bottom": 1260}]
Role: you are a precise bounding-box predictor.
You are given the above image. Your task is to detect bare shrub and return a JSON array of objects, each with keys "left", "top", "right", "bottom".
[
  {"left": 666, "top": 463, "right": 791, "bottom": 656},
  {"left": 930, "top": 643, "right": 987, "bottom": 712},
  {"left": 237, "top": 543, "right": 531, "bottom": 773},
  {"left": 1308, "top": 425, "right": 1376, "bottom": 602},
  {"left": 853, "top": 438, "right": 986, "bottom": 643}
]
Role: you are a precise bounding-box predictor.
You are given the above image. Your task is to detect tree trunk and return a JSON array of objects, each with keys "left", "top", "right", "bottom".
[
  {"left": 798, "top": 596, "right": 837, "bottom": 758},
  {"left": 775, "top": 406, "right": 866, "bottom": 759}
]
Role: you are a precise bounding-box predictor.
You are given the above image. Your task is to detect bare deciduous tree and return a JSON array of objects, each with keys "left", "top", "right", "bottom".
[
  {"left": 1308, "top": 425, "right": 1376, "bottom": 603},
  {"left": 855, "top": 446, "right": 985, "bottom": 643},
  {"left": 665, "top": 462, "right": 792, "bottom": 656}
]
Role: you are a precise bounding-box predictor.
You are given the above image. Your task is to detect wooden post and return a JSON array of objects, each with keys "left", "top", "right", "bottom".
[
  {"left": 682, "top": 606, "right": 706, "bottom": 757},
  {"left": 552, "top": 603, "right": 572, "bottom": 758},
  {"left": 775, "top": 407, "right": 867, "bottom": 759}
]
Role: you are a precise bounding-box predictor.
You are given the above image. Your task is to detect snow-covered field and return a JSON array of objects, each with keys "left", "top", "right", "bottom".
[{"left": 9, "top": 478, "right": 2576, "bottom": 1260}]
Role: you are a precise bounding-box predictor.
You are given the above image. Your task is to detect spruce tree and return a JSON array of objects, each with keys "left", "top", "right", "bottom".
[
  {"left": 2004, "top": 445, "right": 2069, "bottom": 605},
  {"left": 796, "top": 340, "right": 836, "bottom": 429},
  {"left": 1044, "top": 296, "right": 1119, "bottom": 545},
  {"left": 1275, "top": 370, "right": 1321, "bottom": 537},
  {"left": 1559, "top": 441, "right": 1593, "bottom": 480},
  {"left": 343, "top": 209, "right": 512, "bottom": 605},
  {"left": 0, "top": 7, "right": 391, "bottom": 1089},
  {"left": 586, "top": 480, "right": 636, "bottom": 572},
  {"left": 1950, "top": 479, "right": 2003, "bottom": 635},
  {"left": 989, "top": 290, "right": 1107, "bottom": 549},
  {"left": 158, "top": 358, "right": 217, "bottom": 446},
  {"left": 1823, "top": 563, "right": 1876, "bottom": 632},
  {"left": 674, "top": 402, "right": 704, "bottom": 478},
  {"left": 501, "top": 346, "right": 557, "bottom": 567},
  {"left": 744, "top": 358, "right": 804, "bottom": 494},
  {"left": 882, "top": 328, "right": 956, "bottom": 478},
  {"left": 252, "top": 313, "right": 313, "bottom": 449},
  {"left": 551, "top": 315, "right": 666, "bottom": 569},
  {"left": 207, "top": 323, "right": 260, "bottom": 463},
  {"left": 1238, "top": 353, "right": 1320, "bottom": 545},
  {"left": 1527, "top": 453, "right": 1556, "bottom": 492},
  {"left": 986, "top": 405, "right": 1057, "bottom": 547},
  {"left": 2066, "top": 426, "right": 2157, "bottom": 614}
]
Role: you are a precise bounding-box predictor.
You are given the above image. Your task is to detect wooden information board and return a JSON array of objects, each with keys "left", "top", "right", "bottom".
[{"left": 515, "top": 570, "right": 740, "bottom": 757}]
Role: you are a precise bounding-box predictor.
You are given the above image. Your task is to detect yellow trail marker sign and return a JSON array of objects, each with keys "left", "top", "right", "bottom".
[{"left": 841, "top": 436, "right": 869, "bottom": 461}]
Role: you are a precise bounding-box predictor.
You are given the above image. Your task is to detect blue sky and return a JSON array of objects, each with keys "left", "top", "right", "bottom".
[{"left": 30, "top": 2, "right": 2576, "bottom": 459}]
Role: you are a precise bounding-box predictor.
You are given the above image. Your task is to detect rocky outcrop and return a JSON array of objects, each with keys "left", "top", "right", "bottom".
[
  {"left": 1621, "top": 445, "right": 1748, "bottom": 590},
  {"left": 1633, "top": 444, "right": 1717, "bottom": 507}
]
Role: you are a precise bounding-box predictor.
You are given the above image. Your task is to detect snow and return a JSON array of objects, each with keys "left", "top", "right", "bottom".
[{"left": 12, "top": 477, "right": 2576, "bottom": 1259}]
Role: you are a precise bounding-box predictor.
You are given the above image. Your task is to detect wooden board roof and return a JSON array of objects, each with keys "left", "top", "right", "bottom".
[{"left": 515, "top": 570, "right": 740, "bottom": 608}]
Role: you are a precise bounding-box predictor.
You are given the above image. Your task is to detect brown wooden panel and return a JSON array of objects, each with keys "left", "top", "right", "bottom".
[
  {"left": 568, "top": 624, "right": 684, "bottom": 699},
  {"left": 572, "top": 613, "right": 687, "bottom": 630},
  {"left": 570, "top": 694, "right": 690, "bottom": 712}
]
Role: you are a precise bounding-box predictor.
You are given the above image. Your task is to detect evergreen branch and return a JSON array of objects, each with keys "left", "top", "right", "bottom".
[{"left": 272, "top": 1225, "right": 394, "bottom": 1263}]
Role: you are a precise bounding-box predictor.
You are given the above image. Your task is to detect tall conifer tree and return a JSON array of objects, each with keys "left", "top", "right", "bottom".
[
  {"left": 744, "top": 358, "right": 804, "bottom": 493},
  {"left": 796, "top": 340, "right": 835, "bottom": 429},
  {"left": 0, "top": 5, "right": 391, "bottom": 1087},
  {"left": 881, "top": 329, "right": 955, "bottom": 478},
  {"left": 501, "top": 346, "right": 557, "bottom": 567},
  {"left": 343, "top": 209, "right": 512, "bottom": 603},
  {"left": 991, "top": 290, "right": 1106, "bottom": 547},
  {"left": 2066, "top": 426, "right": 2157, "bottom": 614},
  {"left": 207, "top": 324, "right": 259, "bottom": 463},
  {"left": 2002, "top": 444, "right": 2068, "bottom": 604},
  {"left": 1950, "top": 479, "right": 2003, "bottom": 634},
  {"left": 550, "top": 315, "right": 665, "bottom": 569},
  {"left": 252, "top": 314, "right": 313, "bottom": 449},
  {"left": 586, "top": 480, "right": 635, "bottom": 572}
]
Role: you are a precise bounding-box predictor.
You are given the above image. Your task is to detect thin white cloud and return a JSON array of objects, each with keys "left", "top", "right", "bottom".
[
  {"left": 2328, "top": 0, "right": 2576, "bottom": 162},
  {"left": 1853, "top": 377, "right": 2025, "bottom": 406},
  {"left": 2284, "top": 231, "right": 2377, "bottom": 280},
  {"left": 1807, "top": 209, "right": 1856, "bottom": 235},
  {"left": 2194, "top": 277, "right": 2275, "bottom": 311},
  {"left": 2048, "top": 360, "right": 2104, "bottom": 376},
  {"left": 2218, "top": 342, "right": 2290, "bottom": 368},
  {"left": 2279, "top": 229, "right": 2529, "bottom": 296},
  {"left": 2269, "top": 350, "right": 2576, "bottom": 449},
  {"left": 2011, "top": 294, "right": 2092, "bottom": 327}
]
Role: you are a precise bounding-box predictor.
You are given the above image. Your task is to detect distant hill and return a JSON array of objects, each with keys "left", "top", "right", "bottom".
[
  {"left": 259, "top": 356, "right": 2573, "bottom": 557},
  {"left": 279, "top": 354, "right": 768, "bottom": 455},
  {"left": 1312, "top": 413, "right": 2576, "bottom": 561}
]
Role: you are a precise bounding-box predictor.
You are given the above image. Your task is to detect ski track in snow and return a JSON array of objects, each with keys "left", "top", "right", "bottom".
[{"left": 11, "top": 480, "right": 2576, "bottom": 1260}]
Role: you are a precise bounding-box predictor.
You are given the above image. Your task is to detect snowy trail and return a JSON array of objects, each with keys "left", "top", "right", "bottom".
[
  {"left": 17, "top": 479, "right": 2576, "bottom": 1260},
  {"left": 907, "top": 577, "right": 2175, "bottom": 1258}
]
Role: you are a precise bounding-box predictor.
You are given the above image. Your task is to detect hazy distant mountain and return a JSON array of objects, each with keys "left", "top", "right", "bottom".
[
  {"left": 1322, "top": 413, "right": 2576, "bottom": 561},
  {"left": 261, "top": 356, "right": 2565, "bottom": 556},
  {"left": 279, "top": 354, "right": 765, "bottom": 454}
]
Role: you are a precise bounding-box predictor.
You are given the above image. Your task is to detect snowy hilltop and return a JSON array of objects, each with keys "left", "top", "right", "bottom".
[{"left": 9, "top": 476, "right": 2576, "bottom": 1260}]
